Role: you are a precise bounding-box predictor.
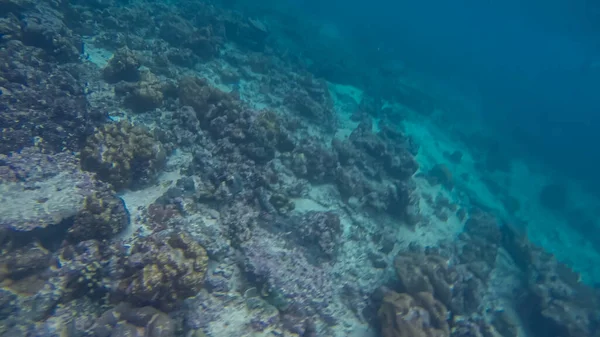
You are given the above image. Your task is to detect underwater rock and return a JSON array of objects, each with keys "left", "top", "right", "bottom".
[
  {"left": 0, "top": 13, "right": 22, "bottom": 42},
  {"left": 459, "top": 210, "right": 501, "bottom": 272},
  {"left": 451, "top": 316, "right": 503, "bottom": 337},
  {"left": 358, "top": 94, "right": 384, "bottom": 117},
  {"left": 290, "top": 137, "right": 338, "bottom": 183},
  {"left": 0, "top": 147, "right": 96, "bottom": 232},
  {"left": 221, "top": 202, "right": 259, "bottom": 246},
  {"left": 158, "top": 12, "right": 221, "bottom": 60},
  {"left": 243, "top": 109, "right": 296, "bottom": 163},
  {"left": 428, "top": 163, "right": 454, "bottom": 190},
  {"left": 328, "top": 121, "right": 420, "bottom": 221},
  {"left": 269, "top": 192, "right": 295, "bottom": 214},
  {"left": 0, "top": 242, "right": 51, "bottom": 282},
  {"left": 445, "top": 150, "right": 463, "bottom": 164},
  {"left": 57, "top": 239, "right": 115, "bottom": 301},
  {"left": 491, "top": 311, "right": 519, "bottom": 337},
  {"left": 392, "top": 84, "right": 437, "bottom": 116},
  {"left": 158, "top": 14, "right": 196, "bottom": 47},
  {"left": 284, "top": 76, "right": 337, "bottom": 131},
  {"left": 81, "top": 121, "right": 166, "bottom": 190}
]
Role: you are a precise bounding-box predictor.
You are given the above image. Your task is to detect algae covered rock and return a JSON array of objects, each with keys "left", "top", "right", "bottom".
[
  {"left": 114, "top": 231, "right": 209, "bottom": 311},
  {"left": 81, "top": 121, "right": 166, "bottom": 190}
]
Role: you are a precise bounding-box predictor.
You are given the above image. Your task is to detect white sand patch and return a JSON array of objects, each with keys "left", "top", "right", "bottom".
[
  {"left": 82, "top": 39, "right": 112, "bottom": 68},
  {"left": 118, "top": 150, "right": 191, "bottom": 239},
  {"left": 293, "top": 197, "right": 328, "bottom": 213}
]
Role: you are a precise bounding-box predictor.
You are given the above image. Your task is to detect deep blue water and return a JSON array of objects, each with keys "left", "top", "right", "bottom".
[{"left": 279, "top": 0, "right": 600, "bottom": 190}]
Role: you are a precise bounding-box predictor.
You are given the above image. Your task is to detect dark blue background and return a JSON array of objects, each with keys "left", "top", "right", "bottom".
[{"left": 292, "top": 0, "right": 600, "bottom": 190}]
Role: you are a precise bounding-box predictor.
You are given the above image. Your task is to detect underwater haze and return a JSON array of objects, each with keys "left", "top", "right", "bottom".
[
  {"left": 1, "top": 0, "right": 600, "bottom": 336},
  {"left": 291, "top": 0, "right": 600, "bottom": 189}
]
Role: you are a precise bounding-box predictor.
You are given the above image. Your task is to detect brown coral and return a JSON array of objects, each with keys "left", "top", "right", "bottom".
[
  {"left": 81, "top": 121, "right": 166, "bottom": 190},
  {"left": 178, "top": 76, "right": 239, "bottom": 122},
  {"left": 394, "top": 252, "right": 454, "bottom": 307},
  {"left": 116, "top": 70, "right": 174, "bottom": 113},
  {"left": 378, "top": 290, "right": 450, "bottom": 337},
  {"left": 90, "top": 303, "right": 175, "bottom": 337},
  {"left": 103, "top": 47, "right": 141, "bottom": 83},
  {"left": 115, "top": 231, "right": 209, "bottom": 311},
  {"left": 67, "top": 188, "right": 129, "bottom": 243}
]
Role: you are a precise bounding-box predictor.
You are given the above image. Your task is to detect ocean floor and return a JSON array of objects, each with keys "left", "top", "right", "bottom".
[{"left": 1, "top": 1, "right": 599, "bottom": 337}]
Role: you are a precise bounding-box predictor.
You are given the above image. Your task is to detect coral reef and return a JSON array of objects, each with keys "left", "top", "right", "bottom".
[
  {"left": 68, "top": 188, "right": 129, "bottom": 242},
  {"left": 502, "top": 225, "right": 600, "bottom": 337},
  {"left": 0, "top": 0, "right": 99, "bottom": 154},
  {"left": 87, "top": 303, "right": 176, "bottom": 337},
  {"left": 378, "top": 288, "right": 450, "bottom": 337},
  {"left": 111, "top": 231, "right": 209, "bottom": 311},
  {"left": 394, "top": 252, "right": 454, "bottom": 308},
  {"left": 241, "top": 228, "right": 336, "bottom": 326},
  {"left": 2, "top": 1, "right": 599, "bottom": 337},
  {"left": 103, "top": 47, "right": 141, "bottom": 83},
  {"left": 117, "top": 70, "right": 172, "bottom": 113},
  {"left": 81, "top": 121, "right": 166, "bottom": 190},
  {"left": 285, "top": 211, "right": 342, "bottom": 260}
]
